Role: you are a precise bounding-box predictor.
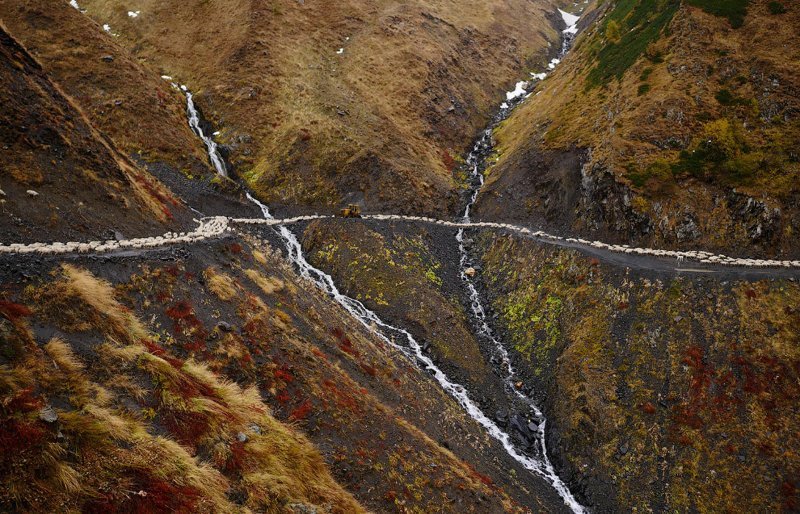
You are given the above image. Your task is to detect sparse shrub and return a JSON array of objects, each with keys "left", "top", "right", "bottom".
[
  {"left": 637, "top": 84, "right": 651, "bottom": 96},
  {"left": 289, "top": 399, "right": 312, "bottom": 421},
  {"left": 0, "top": 300, "right": 32, "bottom": 322},
  {"left": 767, "top": 1, "right": 787, "bottom": 14},
  {"left": 715, "top": 88, "right": 750, "bottom": 106},
  {"left": 605, "top": 20, "right": 621, "bottom": 44},
  {"left": 441, "top": 150, "right": 457, "bottom": 173}
]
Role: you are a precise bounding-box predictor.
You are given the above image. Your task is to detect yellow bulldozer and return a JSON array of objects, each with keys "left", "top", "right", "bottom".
[{"left": 339, "top": 204, "right": 362, "bottom": 218}]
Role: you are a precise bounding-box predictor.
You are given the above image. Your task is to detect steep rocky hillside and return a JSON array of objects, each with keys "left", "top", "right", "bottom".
[
  {"left": 0, "top": 230, "right": 572, "bottom": 512},
  {"left": 475, "top": 232, "right": 800, "bottom": 512},
  {"left": 0, "top": 25, "right": 187, "bottom": 244},
  {"left": 476, "top": 0, "right": 800, "bottom": 258},
  {"left": 0, "top": 0, "right": 212, "bottom": 176},
  {"left": 72, "top": 0, "right": 571, "bottom": 215}
]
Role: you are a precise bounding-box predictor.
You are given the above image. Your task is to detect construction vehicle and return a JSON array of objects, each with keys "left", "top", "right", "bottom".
[{"left": 340, "top": 204, "right": 362, "bottom": 218}]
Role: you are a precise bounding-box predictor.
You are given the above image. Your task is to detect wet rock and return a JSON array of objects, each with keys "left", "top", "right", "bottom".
[
  {"left": 39, "top": 405, "right": 58, "bottom": 423},
  {"left": 495, "top": 409, "right": 509, "bottom": 426},
  {"left": 510, "top": 414, "right": 536, "bottom": 443},
  {"left": 216, "top": 321, "right": 233, "bottom": 332},
  {"left": 101, "top": 55, "right": 114, "bottom": 62},
  {"left": 675, "top": 213, "right": 701, "bottom": 242}
]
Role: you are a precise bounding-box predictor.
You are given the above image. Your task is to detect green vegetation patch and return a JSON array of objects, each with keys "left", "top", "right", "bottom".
[
  {"left": 767, "top": 1, "right": 787, "bottom": 14},
  {"left": 671, "top": 118, "right": 764, "bottom": 185},
  {"left": 685, "top": 0, "right": 750, "bottom": 28},
  {"left": 715, "top": 88, "right": 751, "bottom": 107},
  {"left": 586, "top": 0, "right": 679, "bottom": 88}
]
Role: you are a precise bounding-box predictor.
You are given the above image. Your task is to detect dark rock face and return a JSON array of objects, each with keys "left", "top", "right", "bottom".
[
  {"left": 727, "top": 190, "right": 783, "bottom": 244},
  {"left": 576, "top": 163, "right": 654, "bottom": 241},
  {"left": 476, "top": 141, "right": 799, "bottom": 258}
]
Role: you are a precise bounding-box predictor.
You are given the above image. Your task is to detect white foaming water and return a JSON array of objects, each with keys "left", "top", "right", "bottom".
[
  {"left": 457, "top": 129, "right": 585, "bottom": 514},
  {"left": 244, "top": 191, "right": 585, "bottom": 512},
  {"left": 182, "top": 87, "right": 228, "bottom": 177},
  {"left": 451, "top": 8, "right": 588, "bottom": 512}
]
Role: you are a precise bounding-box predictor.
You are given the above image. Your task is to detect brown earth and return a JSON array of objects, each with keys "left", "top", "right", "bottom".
[
  {"left": 0, "top": 24, "right": 188, "bottom": 244},
  {"left": 0, "top": 229, "right": 572, "bottom": 512},
  {"left": 476, "top": 0, "right": 800, "bottom": 258},
  {"left": 0, "top": 0, "right": 212, "bottom": 176}
]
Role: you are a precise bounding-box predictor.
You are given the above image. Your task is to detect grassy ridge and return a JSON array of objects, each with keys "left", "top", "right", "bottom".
[
  {"left": 686, "top": 0, "right": 751, "bottom": 27},
  {"left": 587, "top": 0, "right": 680, "bottom": 88},
  {"left": 587, "top": 0, "right": 753, "bottom": 88}
]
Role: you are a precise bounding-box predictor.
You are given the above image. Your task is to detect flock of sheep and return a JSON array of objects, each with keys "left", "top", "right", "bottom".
[{"left": 1, "top": 214, "right": 798, "bottom": 269}]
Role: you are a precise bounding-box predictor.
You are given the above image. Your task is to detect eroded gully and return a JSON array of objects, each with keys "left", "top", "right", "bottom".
[{"left": 176, "top": 7, "right": 588, "bottom": 512}]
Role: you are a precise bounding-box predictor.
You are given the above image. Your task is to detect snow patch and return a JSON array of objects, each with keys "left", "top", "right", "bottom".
[
  {"left": 559, "top": 9, "right": 580, "bottom": 35},
  {"left": 506, "top": 81, "right": 528, "bottom": 101},
  {"left": 127, "top": 10, "right": 140, "bottom": 18},
  {"left": 336, "top": 48, "right": 344, "bottom": 55},
  {"left": 548, "top": 58, "right": 561, "bottom": 70},
  {"left": 530, "top": 72, "right": 547, "bottom": 81},
  {"left": 69, "top": 0, "right": 81, "bottom": 10}
]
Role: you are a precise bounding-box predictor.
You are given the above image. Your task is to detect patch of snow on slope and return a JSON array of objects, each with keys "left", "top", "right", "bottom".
[
  {"left": 506, "top": 81, "right": 528, "bottom": 101},
  {"left": 559, "top": 9, "right": 580, "bottom": 35}
]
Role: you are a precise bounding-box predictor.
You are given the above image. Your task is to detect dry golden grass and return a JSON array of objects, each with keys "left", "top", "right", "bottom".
[
  {"left": 60, "top": 264, "right": 149, "bottom": 343},
  {"left": 244, "top": 269, "right": 285, "bottom": 296},
  {"left": 74, "top": 0, "right": 565, "bottom": 214},
  {"left": 204, "top": 267, "right": 238, "bottom": 301},
  {"left": 2, "top": 266, "right": 365, "bottom": 512}
]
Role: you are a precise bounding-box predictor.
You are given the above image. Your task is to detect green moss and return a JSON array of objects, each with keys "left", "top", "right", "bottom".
[
  {"left": 625, "top": 159, "right": 674, "bottom": 193},
  {"left": 637, "top": 84, "right": 651, "bottom": 96},
  {"left": 671, "top": 118, "right": 764, "bottom": 185}
]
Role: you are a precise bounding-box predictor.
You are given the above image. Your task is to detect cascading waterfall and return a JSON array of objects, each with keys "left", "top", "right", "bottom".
[
  {"left": 183, "top": 8, "right": 587, "bottom": 512},
  {"left": 182, "top": 86, "right": 228, "bottom": 177},
  {"left": 456, "top": 135, "right": 585, "bottom": 514},
  {"left": 453, "top": 6, "right": 586, "bottom": 512},
  {"left": 245, "top": 193, "right": 586, "bottom": 513}
]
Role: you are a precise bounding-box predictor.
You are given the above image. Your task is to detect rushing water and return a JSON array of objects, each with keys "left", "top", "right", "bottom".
[
  {"left": 184, "top": 8, "right": 586, "bottom": 511},
  {"left": 245, "top": 193, "right": 585, "bottom": 512},
  {"left": 182, "top": 86, "right": 228, "bottom": 177},
  {"left": 453, "top": 6, "right": 587, "bottom": 512}
]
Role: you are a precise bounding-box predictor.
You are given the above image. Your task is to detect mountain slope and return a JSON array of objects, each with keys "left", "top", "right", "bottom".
[
  {"left": 0, "top": 0, "right": 212, "bottom": 175},
  {"left": 476, "top": 0, "right": 800, "bottom": 258},
  {"left": 75, "top": 0, "right": 570, "bottom": 215},
  {"left": 0, "top": 24, "right": 187, "bottom": 244},
  {"left": 476, "top": 232, "right": 800, "bottom": 512}
]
